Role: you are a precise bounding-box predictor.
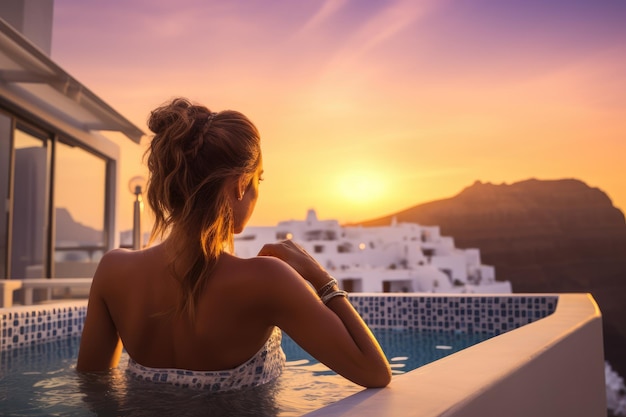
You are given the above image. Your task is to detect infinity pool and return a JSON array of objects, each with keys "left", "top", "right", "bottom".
[
  {"left": 2, "top": 294, "right": 566, "bottom": 416},
  {"left": 0, "top": 328, "right": 493, "bottom": 416}
]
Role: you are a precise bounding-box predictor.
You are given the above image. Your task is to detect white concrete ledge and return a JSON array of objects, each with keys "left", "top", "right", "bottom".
[
  {"left": 0, "top": 278, "right": 92, "bottom": 307},
  {"left": 0, "top": 280, "right": 23, "bottom": 308},
  {"left": 305, "top": 293, "right": 606, "bottom": 417}
]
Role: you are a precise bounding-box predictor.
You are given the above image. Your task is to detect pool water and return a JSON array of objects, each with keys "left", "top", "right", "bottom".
[
  {"left": 0, "top": 329, "right": 493, "bottom": 416},
  {"left": 283, "top": 328, "right": 493, "bottom": 376}
]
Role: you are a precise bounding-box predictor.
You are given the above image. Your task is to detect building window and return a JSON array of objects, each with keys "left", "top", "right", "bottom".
[
  {"left": 0, "top": 113, "right": 11, "bottom": 278},
  {"left": 276, "top": 231, "right": 292, "bottom": 240},
  {"left": 314, "top": 245, "right": 324, "bottom": 254},
  {"left": 10, "top": 126, "right": 50, "bottom": 278},
  {"left": 338, "top": 242, "right": 353, "bottom": 253},
  {"left": 0, "top": 111, "right": 113, "bottom": 280},
  {"left": 53, "top": 139, "right": 107, "bottom": 277}
]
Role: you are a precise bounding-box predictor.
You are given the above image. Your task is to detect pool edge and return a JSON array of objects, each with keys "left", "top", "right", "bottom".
[{"left": 303, "top": 293, "right": 606, "bottom": 417}]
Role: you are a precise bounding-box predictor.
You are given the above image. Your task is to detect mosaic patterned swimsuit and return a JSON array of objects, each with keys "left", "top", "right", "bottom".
[{"left": 126, "top": 327, "right": 286, "bottom": 392}]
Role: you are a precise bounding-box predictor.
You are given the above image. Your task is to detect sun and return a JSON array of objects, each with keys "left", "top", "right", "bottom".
[{"left": 334, "top": 171, "right": 388, "bottom": 205}]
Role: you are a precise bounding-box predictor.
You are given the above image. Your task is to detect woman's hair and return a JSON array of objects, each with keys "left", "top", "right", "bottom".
[{"left": 145, "top": 97, "right": 261, "bottom": 319}]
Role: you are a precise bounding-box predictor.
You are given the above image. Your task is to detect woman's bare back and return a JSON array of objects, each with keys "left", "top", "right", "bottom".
[{"left": 83, "top": 244, "right": 277, "bottom": 371}]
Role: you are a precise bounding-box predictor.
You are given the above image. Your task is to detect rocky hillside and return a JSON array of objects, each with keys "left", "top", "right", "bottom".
[
  {"left": 357, "top": 178, "right": 626, "bottom": 378},
  {"left": 55, "top": 208, "right": 103, "bottom": 244}
]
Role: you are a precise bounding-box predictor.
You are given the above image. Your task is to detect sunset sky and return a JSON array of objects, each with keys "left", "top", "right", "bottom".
[{"left": 50, "top": 0, "right": 626, "bottom": 231}]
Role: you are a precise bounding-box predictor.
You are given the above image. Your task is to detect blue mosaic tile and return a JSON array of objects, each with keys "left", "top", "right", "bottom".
[
  {"left": 350, "top": 294, "right": 558, "bottom": 335},
  {"left": 0, "top": 295, "right": 558, "bottom": 351},
  {"left": 1, "top": 303, "right": 87, "bottom": 350}
]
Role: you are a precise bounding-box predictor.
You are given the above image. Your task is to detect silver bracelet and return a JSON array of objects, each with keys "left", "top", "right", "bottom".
[
  {"left": 316, "top": 278, "right": 338, "bottom": 297},
  {"left": 321, "top": 290, "right": 348, "bottom": 305}
]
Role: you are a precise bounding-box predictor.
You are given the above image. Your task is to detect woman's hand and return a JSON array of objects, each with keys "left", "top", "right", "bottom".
[{"left": 257, "top": 240, "right": 333, "bottom": 290}]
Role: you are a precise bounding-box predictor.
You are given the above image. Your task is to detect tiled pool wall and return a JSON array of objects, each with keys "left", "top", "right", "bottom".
[
  {"left": 352, "top": 294, "right": 558, "bottom": 333},
  {"left": 1, "top": 295, "right": 558, "bottom": 352},
  {"left": 1, "top": 301, "right": 88, "bottom": 351}
]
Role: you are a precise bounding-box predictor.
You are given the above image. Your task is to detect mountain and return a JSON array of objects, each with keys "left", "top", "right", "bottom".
[
  {"left": 355, "top": 178, "right": 626, "bottom": 379},
  {"left": 55, "top": 208, "right": 103, "bottom": 244}
]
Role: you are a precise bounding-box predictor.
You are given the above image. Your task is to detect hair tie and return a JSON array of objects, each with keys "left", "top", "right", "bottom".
[
  {"left": 206, "top": 112, "right": 217, "bottom": 130},
  {"left": 190, "top": 112, "right": 218, "bottom": 157}
]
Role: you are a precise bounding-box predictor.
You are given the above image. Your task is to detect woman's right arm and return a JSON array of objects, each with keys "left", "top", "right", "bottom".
[
  {"left": 76, "top": 251, "right": 124, "bottom": 372},
  {"left": 257, "top": 240, "right": 392, "bottom": 388}
]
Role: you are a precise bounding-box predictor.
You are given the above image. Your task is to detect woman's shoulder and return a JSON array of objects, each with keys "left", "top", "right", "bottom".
[
  {"left": 215, "top": 254, "right": 305, "bottom": 297},
  {"left": 100, "top": 247, "right": 134, "bottom": 261},
  {"left": 217, "top": 255, "right": 311, "bottom": 312},
  {"left": 230, "top": 254, "right": 299, "bottom": 280},
  {"left": 96, "top": 248, "right": 142, "bottom": 272},
  {"left": 91, "top": 247, "right": 155, "bottom": 286}
]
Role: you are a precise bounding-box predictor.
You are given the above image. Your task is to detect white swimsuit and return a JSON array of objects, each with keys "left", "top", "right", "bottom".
[{"left": 126, "top": 327, "right": 286, "bottom": 392}]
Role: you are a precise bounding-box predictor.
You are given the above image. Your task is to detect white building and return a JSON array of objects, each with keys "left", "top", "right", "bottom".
[{"left": 235, "top": 210, "right": 512, "bottom": 294}]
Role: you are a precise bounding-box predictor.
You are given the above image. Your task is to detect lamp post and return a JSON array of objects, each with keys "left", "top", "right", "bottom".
[{"left": 128, "top": 176, "right": 146, "bottom": 250}]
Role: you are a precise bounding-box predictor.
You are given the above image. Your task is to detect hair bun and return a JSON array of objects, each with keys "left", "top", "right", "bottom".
[{"left": 148, "top": 98, "right": 197, "bottom": 135}]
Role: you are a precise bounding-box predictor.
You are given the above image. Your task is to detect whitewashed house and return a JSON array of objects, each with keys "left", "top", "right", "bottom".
[{"left": 235, "top": 209, "right": 512, "bottom": 294}]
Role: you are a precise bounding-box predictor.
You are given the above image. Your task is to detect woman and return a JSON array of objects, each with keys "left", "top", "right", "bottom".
[{"left": 77, "top": 97, "right": 391, "bottom": 391}]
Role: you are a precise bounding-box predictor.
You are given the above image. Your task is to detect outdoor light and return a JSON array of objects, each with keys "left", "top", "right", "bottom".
[{"left": 128, "top": 176, "right": 146, "bottom": 250}]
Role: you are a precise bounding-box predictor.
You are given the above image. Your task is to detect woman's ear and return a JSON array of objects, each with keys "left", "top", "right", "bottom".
[
  {"left": 236, "top": 176, "right": 248, "bottom": 201},
  {"left": 225, "top": 176, "right": 242, "bottom": 202}
]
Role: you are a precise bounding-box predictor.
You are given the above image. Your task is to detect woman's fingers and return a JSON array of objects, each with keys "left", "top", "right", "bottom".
[
  {"left": 258, "top": 240, "right": 329, "bottom": 286},
  {"left": 259, "top": 240, "right": 302, "bottom": 258}
]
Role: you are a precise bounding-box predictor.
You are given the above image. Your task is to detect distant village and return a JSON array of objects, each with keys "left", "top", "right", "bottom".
[{"left": 234, "top": 210, "right": 512, "bottom": 294}]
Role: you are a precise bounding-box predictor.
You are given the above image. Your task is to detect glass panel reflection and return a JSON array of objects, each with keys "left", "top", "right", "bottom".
[
  {"left": 54, "top": 140, "right": 106, "bottom": 278},
  {"left": 10, "top": 129, "right": 48, "bottom": 278}
]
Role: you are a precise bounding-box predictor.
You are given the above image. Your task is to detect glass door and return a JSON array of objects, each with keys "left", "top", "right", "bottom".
[
  {"left": 53, "top": 138, "right": 107, "bottom": 278},
  {"left": 10, "top": 127, "right": 50, "bottom": 278},
  {"left": 0, "top": 113, "right": 10, "bottom": 279}
]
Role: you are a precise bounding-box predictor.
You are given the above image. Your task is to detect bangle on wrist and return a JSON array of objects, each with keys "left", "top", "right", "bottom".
[
  {"left": 316, "top": 278, "right": 338, "bottom": 297},
  {"left": 321, "top": 290, "right": 348, "bottom": 305}
]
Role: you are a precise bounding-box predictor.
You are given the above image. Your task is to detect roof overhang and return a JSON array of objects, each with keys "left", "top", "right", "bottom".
[{"left": 0, "top": 17, "right": 144, "bottom": 144}]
